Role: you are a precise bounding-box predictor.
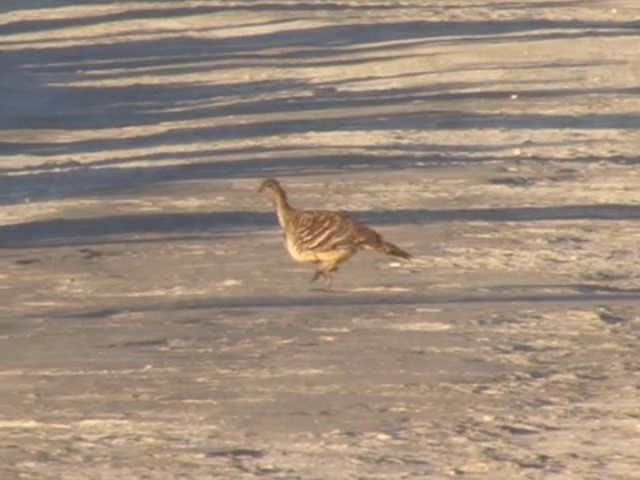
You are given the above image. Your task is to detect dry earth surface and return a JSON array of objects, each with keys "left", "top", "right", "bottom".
[{"left": 1, "top": 1, "right": 640, "bottom": 479}]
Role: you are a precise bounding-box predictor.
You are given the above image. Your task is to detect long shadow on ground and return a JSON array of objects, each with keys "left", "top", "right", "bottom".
[
  {"left": 48, "top": 286, "right": 640, "bottom": 322},
  {"left": 1, "top": 204, "right": 638, "bottom": 247}
]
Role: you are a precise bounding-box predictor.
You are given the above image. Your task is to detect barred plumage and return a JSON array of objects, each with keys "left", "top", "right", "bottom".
[{"left": 258, "top": 178, "right": 411, "bottom": 290}]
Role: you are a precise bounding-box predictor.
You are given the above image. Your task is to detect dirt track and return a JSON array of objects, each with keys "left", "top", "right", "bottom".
[{"left": 1, "top": 1, "right": 640, "bottom": 479}]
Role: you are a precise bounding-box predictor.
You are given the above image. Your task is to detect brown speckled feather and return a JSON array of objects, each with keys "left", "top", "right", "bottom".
[{"left": 290, "top": 210, "right": 374, "bottom": 252}]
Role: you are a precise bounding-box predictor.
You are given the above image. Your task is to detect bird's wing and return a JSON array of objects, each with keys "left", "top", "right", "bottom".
[{"left": 290, "top": 210, "right": 369, "bottom": 253}]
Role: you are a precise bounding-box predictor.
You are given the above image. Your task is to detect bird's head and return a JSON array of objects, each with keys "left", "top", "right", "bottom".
[{"left": 258, "top": 178, "right": 286, "bottom": 202}]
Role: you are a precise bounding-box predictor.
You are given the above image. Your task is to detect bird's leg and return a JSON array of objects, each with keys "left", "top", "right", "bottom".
[
  {"left": 311, "top": 260, "right": 341, "bottom": 291},
  {"left": 322, "top": 273, "right": 334, "bottom": 292},
  {"left": 310, "top": 269, "right": 325, "bottom": 283},
  {"left": 310, "top": 261, "right": 326, "bottom": 283},
  {"left": 322, "top": 266, "right": 339, "bottom": 292}
]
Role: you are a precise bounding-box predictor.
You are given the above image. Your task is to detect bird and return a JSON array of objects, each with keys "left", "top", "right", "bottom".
[{"left": 258, "top": 178, "right": 411, "bottom": 290}]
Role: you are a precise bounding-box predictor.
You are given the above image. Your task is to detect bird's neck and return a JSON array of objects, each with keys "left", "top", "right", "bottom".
[{"left": 273, "top": 193, "right": 294, "bottom": 228}]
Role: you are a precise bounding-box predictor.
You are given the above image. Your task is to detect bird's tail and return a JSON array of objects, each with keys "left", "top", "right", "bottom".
[
  {"left": 377, "top": 240, "right": 412, "bottom": 260},
  {"left": 355, "top": 224, "right": 411, "bottom": 260}
]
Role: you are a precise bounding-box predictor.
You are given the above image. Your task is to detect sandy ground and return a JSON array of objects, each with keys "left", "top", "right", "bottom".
[{"left": 2, "top": 1, "right": 640, "bottom": 478}]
